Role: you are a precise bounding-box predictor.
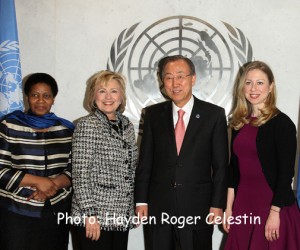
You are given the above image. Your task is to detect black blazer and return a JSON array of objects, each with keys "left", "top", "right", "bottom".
[
  {"left": 135, "top": 97, "right": 229, "bottom": 228},
  {"left": 228, "top": 111, "right": 297, "bottom": 208}
]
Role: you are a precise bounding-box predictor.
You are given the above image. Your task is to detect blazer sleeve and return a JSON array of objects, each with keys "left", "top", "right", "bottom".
[
  {"left": 272, "top": 115, "right": 297, "bottom": 207},
  {"left": 228, "top": 128, "right": 239, "bottom": 190},
  {"left": 72, "top": 119, "right": 97, "bottom": 216},
  {"left": 134, "top": 108, "right": 153, "bottom": 203},
  {"left": 210, "top": 108, "right": 229, "bottom": 209},
  {"left": 0, "top": 121, "right": 26, "bottom": 192}
]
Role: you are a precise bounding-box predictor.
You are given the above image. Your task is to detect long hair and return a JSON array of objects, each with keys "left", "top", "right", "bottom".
[
  {"left": 229, "top": 61, "right": 279, "bottom": 130},
  {"left": 86, "top": 70, "right": 126, "bottom": 113}
]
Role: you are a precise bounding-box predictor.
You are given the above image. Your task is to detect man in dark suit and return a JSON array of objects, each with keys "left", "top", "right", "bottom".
[{"left": 135, "top": 55, "right": 228, "bottom": 250}]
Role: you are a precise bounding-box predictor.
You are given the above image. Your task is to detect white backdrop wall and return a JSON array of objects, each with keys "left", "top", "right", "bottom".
[{"left": 15, "top": 0, "right": 300, "bottom": 249}]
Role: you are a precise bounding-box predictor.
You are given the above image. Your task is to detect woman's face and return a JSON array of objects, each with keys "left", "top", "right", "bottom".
[
  {"left": 243, "top": 69, "right": 273, "bottom": 110},
  {"left": 94, "top": 79, "right": 122, "bottom": 120},
  {"left": 27, "top": 83, "right": 55, "bottom": 116}
]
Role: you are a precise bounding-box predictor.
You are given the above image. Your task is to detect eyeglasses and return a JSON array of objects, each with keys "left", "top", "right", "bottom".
[{"left": 163, "top": 74, "right": 192, "bottom": 83}]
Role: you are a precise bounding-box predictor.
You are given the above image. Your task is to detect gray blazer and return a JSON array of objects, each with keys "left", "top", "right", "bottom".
[{"left": 71, "top": 109, "right": 138, "bottom": 231}]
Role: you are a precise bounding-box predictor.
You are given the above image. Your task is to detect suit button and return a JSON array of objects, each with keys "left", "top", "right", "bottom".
[{"left": 171, "top": 181, "right": 176, "bottom": 188}]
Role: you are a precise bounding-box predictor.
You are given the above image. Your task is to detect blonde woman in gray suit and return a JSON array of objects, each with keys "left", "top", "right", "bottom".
[{"left": 71, "top": 71, "right": 138, "bottom": 250}]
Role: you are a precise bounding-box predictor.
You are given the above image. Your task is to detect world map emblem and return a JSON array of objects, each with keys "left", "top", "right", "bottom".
[
  {"left": 0, "top": 40, "right": 23, "bottom": 117},
  {"left": 107, "top": 15, "right": 253, "bottom": 126}
]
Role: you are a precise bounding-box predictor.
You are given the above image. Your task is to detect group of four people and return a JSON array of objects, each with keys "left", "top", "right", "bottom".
[{"left": 0, "top": 56, "right": 299, "bottom": 250}]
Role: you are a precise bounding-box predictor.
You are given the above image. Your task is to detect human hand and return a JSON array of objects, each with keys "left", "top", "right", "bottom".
[
  {"left": 135, "top": 205, "right": 148, "bottom": 227},
  {"left": 27, "top": 190, "right": 47, "bottom": 202},
  {"left": 49, "top": 174, "right": 71, "bottom": 189},
  {"left": 85, "top": 216, "right": 101, "bottom": 241},
  {"left": 34, "top": 176, "right": 58, "bottom": 198},
  {"left": 265, "top": 209, "right": 280, "bottom": 241},
  {"left": 207, "top": 207, "right": 223, "bottom": 224},
  {"left": 223, "top": 209, "right": 232, "bottom": 233}
]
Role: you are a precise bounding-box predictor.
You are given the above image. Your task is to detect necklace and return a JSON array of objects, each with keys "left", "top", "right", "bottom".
[{"left": 109, "top": 119, "right": 122, "bottom": 136}]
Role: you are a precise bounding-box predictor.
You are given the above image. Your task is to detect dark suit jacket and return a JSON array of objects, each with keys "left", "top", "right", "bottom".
[{"left": 135, "top": 96, "right": 229, "bottom": 228}]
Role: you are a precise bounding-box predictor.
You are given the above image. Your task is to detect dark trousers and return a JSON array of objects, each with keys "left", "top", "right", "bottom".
[
  {"left": 148, "top": 224, "right": 213, "bottom": 250},
  {"left": 73, "top": 226, "right": 129, "bottom": 250},
  {"left": 0, "top": 207, "right": 69, "bottom": 250}
]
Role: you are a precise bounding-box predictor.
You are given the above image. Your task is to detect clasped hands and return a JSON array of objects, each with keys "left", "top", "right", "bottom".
[{"left": 27, "top": 176, "right": 58, "bottom": 202}]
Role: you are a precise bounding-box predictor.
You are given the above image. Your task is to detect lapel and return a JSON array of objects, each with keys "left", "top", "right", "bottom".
[
  {"left": 160, "top": 101, "right": 178, "bottom": 156},
  {"left": 179, "top": 97, "right": 202, "bottom": 157}
]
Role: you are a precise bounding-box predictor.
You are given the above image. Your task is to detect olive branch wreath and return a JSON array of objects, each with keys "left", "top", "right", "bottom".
[
  {"left": 107, "top": 22, "right": 139, "bottom": 72},
  {"left": 223, "top": 21, "right": 253, "bottom": 66},
  {"left": 106, "top": 22, "right": 142, "bottom": 125},
  {"left": 0, "top": 40, "right": 19, "bottom": 53}
]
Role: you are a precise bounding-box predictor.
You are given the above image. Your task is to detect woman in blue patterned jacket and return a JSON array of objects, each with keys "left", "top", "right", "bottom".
[
  {"left": 0, "top": 73, "right": 74, "bottom": 250},
  {"left": 71, "top": 70, "right": 138, "bottom": 250}
]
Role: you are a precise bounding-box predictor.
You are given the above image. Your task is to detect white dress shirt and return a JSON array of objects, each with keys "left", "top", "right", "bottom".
[{"left": 172, "top": 95, "right": 194, "bottom": 128}]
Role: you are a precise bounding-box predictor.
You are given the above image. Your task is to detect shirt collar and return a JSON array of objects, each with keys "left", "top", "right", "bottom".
[{"left": 172, "top": 95, "right": 194, "bottom": 116}]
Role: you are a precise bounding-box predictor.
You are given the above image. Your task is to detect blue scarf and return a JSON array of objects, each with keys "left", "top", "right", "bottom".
[{"left": 5, "top": 110, "right": 75, "bottom": 130}]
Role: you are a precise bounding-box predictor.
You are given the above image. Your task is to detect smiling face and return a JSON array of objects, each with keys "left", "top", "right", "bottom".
[
  {"left": 94, "top": 79, "right": 122, "bottom": 120},
  {"left": 243, "top": 69, "right": 274, "bottom": 114},
  {"left": 27, "top": 82, "right": 55, "bottom": 116},
  {"left": 163, "top": 59, "right": 196, "bottom": 107}
]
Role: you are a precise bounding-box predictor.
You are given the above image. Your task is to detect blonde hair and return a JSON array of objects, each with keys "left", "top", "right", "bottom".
[
  {"left": 86, "top": 70, "right": 126, "bottom": 113},
  {"left": 229, "top": 61, "right": 279, "bottom": 130}
]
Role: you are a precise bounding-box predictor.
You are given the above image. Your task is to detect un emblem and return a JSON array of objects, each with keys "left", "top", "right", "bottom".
[
  {"left": 107, "top": 15, "right": 253, "bottom": 125},
  {"left": 0, "top": 40, "right": 23, "bottom": 117}
]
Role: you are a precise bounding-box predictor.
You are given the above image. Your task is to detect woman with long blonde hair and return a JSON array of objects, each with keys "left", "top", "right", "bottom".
[{"left": 223, "top": 61, "right": 300, "bottom": 249}]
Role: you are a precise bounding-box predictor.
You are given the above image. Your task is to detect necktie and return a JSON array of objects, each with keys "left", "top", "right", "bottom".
[{"left": 175, "top": 109, "right": 185, "bottom": 154}]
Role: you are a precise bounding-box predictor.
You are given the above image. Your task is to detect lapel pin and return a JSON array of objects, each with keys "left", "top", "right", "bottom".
[{"left": 196, "top": 114, "right": 200, "bottom": 119}]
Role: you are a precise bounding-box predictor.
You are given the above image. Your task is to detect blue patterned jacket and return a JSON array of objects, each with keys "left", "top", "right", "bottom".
[{"left": 0, "top": 116, "right": 73, "bottom": 217}]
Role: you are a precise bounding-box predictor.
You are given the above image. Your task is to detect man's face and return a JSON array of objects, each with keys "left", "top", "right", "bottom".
[{"left": 163, "top": 59, "right": 196, "bottom": 107}]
